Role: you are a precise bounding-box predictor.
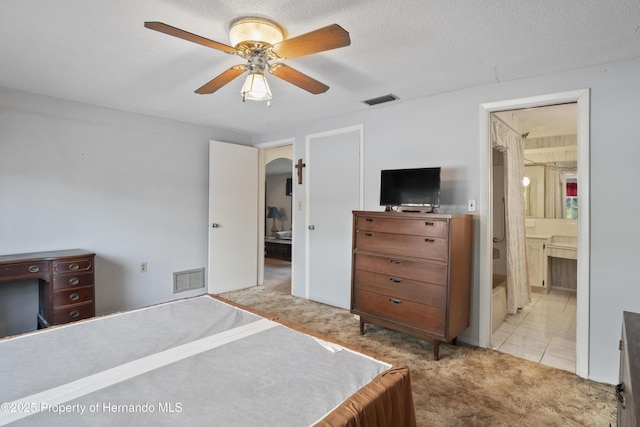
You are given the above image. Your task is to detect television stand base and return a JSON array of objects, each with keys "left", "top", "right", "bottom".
[{"left": 398, "top": 206, "right": 436, "bottom": 213}]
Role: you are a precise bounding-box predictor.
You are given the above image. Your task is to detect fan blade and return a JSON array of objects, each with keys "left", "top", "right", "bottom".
[
  {"left": 195, "top": 65, "right": 247, "bottom": 94},
  {"left": 270, "top": 24, "right": 350, "bottom": 59},
  {"left": 270, "top": 63, "right": 329, "bottom": 94},
  {"left": 144, "top": 22, "right": 239, "bottom": 54}
]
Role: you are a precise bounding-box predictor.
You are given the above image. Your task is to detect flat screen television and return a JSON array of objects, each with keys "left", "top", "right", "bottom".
[
  {"left": 286, "top": 178, "right": 292, "bottom": 196},
  {"left": 380, "top": 167, "right": 441, "bottom": 209}
]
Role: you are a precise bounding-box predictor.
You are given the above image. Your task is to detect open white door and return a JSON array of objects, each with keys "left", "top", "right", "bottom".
[
  {"left": 306, "top": 126, "right": 363, "bottom": 309},
  {"left": 208, "top": 140, "right": 258, "bottom": 294}
]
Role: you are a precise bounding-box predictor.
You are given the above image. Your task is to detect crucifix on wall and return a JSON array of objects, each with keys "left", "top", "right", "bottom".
[{"left": 295, "top": 158, "right": 306, "bottom": 184}]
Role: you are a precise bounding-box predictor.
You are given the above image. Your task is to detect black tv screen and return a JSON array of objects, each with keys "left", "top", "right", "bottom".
[
  {"left": 380, "top": 167, "right": 441, "bottom": 208},
  {"left": 286, "top": 178, "right": 292, "bottom": 196}
]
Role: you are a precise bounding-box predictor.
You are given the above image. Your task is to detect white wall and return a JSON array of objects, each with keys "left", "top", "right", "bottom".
[
  {"left": 0, "top": 88, "right": 251, "bottom": 334},
  {"left": 253, "top": 57, "right": 640, "bottom": 384},
  {"left": 2, "top": 56, "right": 639, "bottom": 382}
]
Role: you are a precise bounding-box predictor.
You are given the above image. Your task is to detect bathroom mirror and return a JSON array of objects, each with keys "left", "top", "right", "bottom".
[
  {"left": 523, "top": 146, "right": 577, "bottom": 219},
  {"left": 494, "top": 103, "right": 579, "bottom": 220}
]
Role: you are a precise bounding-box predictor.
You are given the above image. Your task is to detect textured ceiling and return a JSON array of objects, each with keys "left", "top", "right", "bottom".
[{"left": 1, "top": 1, "right": 639, "bottom": 137}]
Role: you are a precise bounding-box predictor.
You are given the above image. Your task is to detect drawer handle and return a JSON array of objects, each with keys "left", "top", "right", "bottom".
[
  {"left": 365, "top": 232, "right": 373, "bottom": 237},
  {"left": 28, "top": 265, "right": 40, "bottom": 273},
  {"left": 389, "top": 259, "right": 403, "bottom": 265},
  {"left": 389, "top": 277, "right": 403, "bottom": 284},
  {"left": 69, "top": 310, "right": 80, "bottom": 319},
  {"left": 388, "top": 298, "right": 402, "bottom": 305},
  {"left": 425, "top": 238, "right": 435, "bottom": 243},
  {"left": 616, "top": 383, "right": 626, "bottom": 409},
  {"left": 425, "top": 221, "right": 435, "bottom": 226},
  {"left": 69, "top": 277, "right": 80, "bottom": 286},
  {"left": 68, "top": 263, "right": 80, "bottom": 271},
  {"left": 69, "top": 293, "right": 80, "bottom": 301},
  {"left": 365, "top": 218, "right": 374, "bottom": 222}
]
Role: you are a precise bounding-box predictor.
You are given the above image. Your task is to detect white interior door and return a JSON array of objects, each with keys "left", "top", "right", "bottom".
[
  {"left": 208, "top": 140, "right": 258, "bottom": 294},
  {"left": 306, "top": 126, "right": 362, "bottom": 309}
]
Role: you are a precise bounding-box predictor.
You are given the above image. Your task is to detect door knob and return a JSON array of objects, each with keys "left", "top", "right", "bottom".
[
  {"left": 211, "top": 223, "right": 220, "bottom": 228},
  {"left": 308, "top": 225, "right": 315, "bottom": 230}
]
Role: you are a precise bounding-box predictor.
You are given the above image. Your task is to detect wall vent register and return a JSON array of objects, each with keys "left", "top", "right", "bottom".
[{"left": 174, "top": 268, "right": 205, "bottom": 293}]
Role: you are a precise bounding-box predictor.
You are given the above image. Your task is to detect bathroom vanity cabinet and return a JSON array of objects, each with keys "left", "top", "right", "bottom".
[
  {"left": 526, "top": 236, "right": 549, "bottom": 292},
  {"left": 525, "top": 233, "right": 577, "bottom": 294}
]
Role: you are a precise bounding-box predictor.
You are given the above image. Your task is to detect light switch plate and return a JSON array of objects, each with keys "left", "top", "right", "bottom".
[{"left": 467, "top": 199, "right": 477, "bottom": 212}]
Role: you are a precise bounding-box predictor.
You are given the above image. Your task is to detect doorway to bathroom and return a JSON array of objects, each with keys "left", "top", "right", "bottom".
[
  {"left": 479, "top": 89, "right": 590, "bottom": 379},
  {"left": 490, "top": 103, "right": 579, "bottom": 373}
]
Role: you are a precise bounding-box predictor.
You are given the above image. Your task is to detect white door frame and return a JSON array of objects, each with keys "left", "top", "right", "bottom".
[
  {"left": 305, "top": 124, "right": 364, "bottom": 300},
  {"left": 479, "top": 89, "right": 590, "bottom": 378}
]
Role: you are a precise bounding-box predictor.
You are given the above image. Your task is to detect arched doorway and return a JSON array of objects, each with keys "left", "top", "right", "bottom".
[{"left": 264, "top": 157, "right": 293, "bottom": 293}]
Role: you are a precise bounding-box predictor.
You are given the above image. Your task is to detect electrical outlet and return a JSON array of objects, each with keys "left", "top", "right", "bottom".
[
  {"left": 467, "top": 199, "right": 477, "bottom": 212},
  {"left": 141, "top": 262, "right": 148, "bottom": 273}
]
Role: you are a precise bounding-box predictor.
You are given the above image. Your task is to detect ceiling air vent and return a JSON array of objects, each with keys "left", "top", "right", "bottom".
[{"left": 363, "top": 94, "right": 399, "bottom": 106}]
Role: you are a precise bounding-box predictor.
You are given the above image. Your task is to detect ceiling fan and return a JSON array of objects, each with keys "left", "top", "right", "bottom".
[{"left": 144, "top": 17, "right": 351, "bottom": 104}]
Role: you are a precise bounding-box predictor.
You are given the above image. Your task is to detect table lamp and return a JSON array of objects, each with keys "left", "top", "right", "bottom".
[{"left": 267, "top": 206, "right": 281, "bottom": 235}]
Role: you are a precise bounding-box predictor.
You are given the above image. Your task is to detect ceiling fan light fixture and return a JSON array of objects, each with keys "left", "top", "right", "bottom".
[
  {"left": 145, "top": 19, "right": 350, "bottom": 100},
  {"left": 240, "top": 70, "right": 272, "bottom": 105},
  {"left": 229, "top": 17, "right": 284, "bottom": 48}
]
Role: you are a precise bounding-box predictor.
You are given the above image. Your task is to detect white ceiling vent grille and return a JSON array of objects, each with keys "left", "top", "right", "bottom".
[{"left": 173, "top": 268, "right": 205, "bottom": 294}]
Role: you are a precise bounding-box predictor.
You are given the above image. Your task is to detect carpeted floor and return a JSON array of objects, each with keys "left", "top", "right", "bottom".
[{"left": 219, "top": 259, "right": 616, "bottom": 426}]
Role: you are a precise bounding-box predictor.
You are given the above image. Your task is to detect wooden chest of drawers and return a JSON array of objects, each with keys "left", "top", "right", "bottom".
[
  {"left": 264, "top": 238, "right": 292, "bottom": 260},
  {"left": 0, "top": 249, "right": 96, "bottom": 328},
  {"left": 618, "top": 311, "right": 640, "bottom": 426},
  {"left": 351, "top": 211, "right": 473, "bottom": 360}
]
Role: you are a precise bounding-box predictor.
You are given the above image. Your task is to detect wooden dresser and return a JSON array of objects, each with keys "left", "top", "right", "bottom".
[
  {"left": 264, "top": 237, "right": 292, "bottom": 260},
  {"left": 0, "top": 249, "right": 96, "bottom": 328},
  {"left": 618, "top": 311, "right": 640, "bottom": 426},
  {"left": 351, "top": 211, "right": 473, "bottom": 360}
]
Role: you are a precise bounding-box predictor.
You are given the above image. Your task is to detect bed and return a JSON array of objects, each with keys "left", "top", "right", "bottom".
[{"left": 0, "top": 295, "right": 415, "bottom": 426}]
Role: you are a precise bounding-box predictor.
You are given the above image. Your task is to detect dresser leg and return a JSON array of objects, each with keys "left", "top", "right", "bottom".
[
  {"left": 359, "top": 318, "right": 365, "bottom": 335},
  {"left": 433, "top": 340, "right": 440, "bottom": 361}
]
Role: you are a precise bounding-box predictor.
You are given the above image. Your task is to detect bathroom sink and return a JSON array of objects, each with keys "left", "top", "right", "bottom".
[
  {"left": 548, "top": 236, "right": 577, "bottom": 259},
  {"left": 549, "top": 236, "right": 577, "bottom": 248}
]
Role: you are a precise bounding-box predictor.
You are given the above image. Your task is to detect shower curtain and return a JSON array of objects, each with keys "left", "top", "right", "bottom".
[{"left": 492, "top": 117, "right": 531, "bottom": 313}]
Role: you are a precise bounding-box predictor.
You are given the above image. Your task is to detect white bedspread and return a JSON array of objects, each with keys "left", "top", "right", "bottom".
[{"left": 0, "top": 296, "right": 390, "bottom": 426}]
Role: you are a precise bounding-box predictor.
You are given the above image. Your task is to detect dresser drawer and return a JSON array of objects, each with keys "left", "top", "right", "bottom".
[
  {"left": 53, "top": 286, "right": 94, "bottom": 307},
  {"left": 52, "top": 272, "right": 94, "bottom": 290},
  {"left": 356, "top": 229, "right": 449, "bottom": 261},
  {"left": 53, "top": 258, "right": 93, "bottom": 275},
  {"left": 0, "top": 261, "right": 49, "bottom": 281},
  {"left": 353, "top": 289, "right": 445, "bottom": 335},
  {"left": 355, "top": 253, "right": 447, "bottom": 285},
  {"left": 354, "top": 270, "right": 446, "bottom": 308},
  {"left": 52, "top": 301, "right": 94, "bottom": 324},
  {"left": 356, "top": 216, "right": 448, "bottom": 238}
]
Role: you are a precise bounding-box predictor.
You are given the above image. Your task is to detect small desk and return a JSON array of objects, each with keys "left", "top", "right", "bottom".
[{"left": 0, "top": 249, "right": 95, "bottom": 328}]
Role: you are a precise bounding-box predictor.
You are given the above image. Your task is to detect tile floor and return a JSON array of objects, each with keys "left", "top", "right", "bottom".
[{"left": 491, "top": 289, "right": 577, "bottom": 373}]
